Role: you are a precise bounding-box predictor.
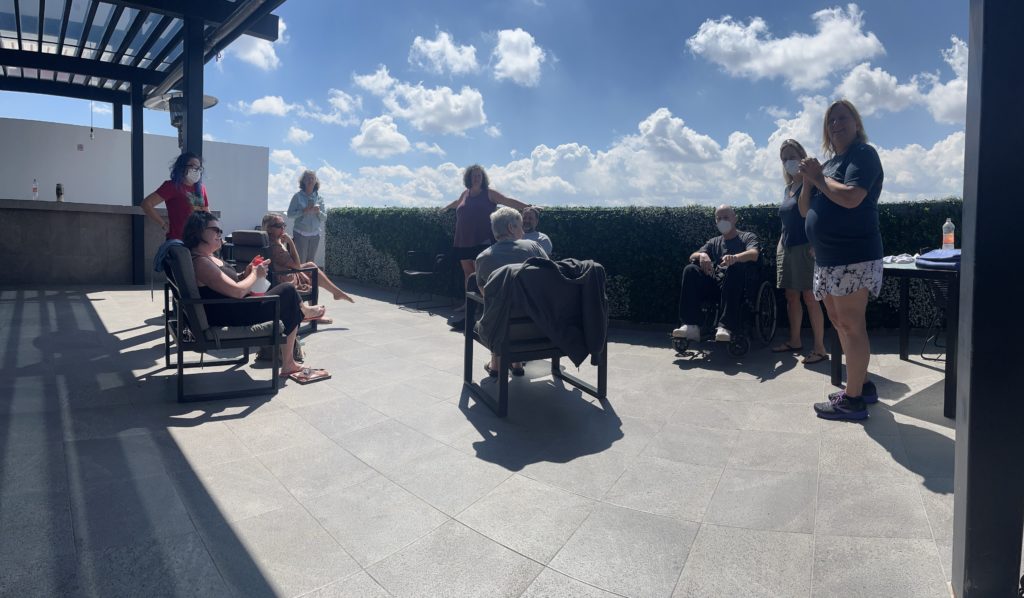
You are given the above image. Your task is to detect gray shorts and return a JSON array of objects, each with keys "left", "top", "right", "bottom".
[
  {"left": 776, "top": 243, "right": 814, "bottom": 291},
  {"left": 813, "top": 259, "right": 884, "bottom": 301}
]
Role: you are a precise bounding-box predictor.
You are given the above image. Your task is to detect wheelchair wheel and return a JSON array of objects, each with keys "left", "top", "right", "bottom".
[
  {"left": 728, "top": 335, "right": 750, "bottom": 356},
  {"left": 672, "top": 337, "right": 690, "bottom": 354},
  {"left": 754, "top": 281, "right": 778, "bottom": 345}
]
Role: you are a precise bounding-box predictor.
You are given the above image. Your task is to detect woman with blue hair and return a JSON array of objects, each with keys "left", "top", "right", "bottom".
[{"left": 142, "top": 152, "right": 209, "bottom": 240}]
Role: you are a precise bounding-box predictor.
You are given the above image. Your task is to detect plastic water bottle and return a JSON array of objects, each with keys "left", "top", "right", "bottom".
[
  {"left": 32, "top": 178, "right": 38, "bottom": 200},
  {"left": 942, "top": 218, "right": 955, "bottom": 250}
]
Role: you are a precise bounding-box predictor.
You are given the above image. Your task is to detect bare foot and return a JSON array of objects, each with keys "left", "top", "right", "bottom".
[
  {"left": 301, "top": 304, "right": 326, "bottom": 320},
  {"left": 333, "top": 290, "right": 355, "bottom": 303}
]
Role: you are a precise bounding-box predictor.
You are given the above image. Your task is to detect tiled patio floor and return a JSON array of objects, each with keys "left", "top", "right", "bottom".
[{"left": 0, "top": 284, "right": 964, "bottom": 597}]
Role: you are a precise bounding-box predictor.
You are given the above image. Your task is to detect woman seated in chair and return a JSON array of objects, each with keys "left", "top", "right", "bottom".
[
  {"left": 262, "top": 213, "right": 354, "bottom": 307},
  {"left": 183, "top": 211, "right": 327, "bottom": 379}
]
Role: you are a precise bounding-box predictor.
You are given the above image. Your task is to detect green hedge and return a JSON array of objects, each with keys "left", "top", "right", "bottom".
[{"left": 325, "top": 198, "right": 962, "bottom": 328}]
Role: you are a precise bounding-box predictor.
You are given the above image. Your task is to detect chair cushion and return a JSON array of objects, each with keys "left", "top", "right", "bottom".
[{"left": 231, "top": 230, "right": 269, "bottom": 248}]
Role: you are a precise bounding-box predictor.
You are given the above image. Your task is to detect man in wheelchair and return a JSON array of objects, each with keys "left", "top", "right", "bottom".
[{"left": 672, "top": 205, "right": 760, "bottom": 344}]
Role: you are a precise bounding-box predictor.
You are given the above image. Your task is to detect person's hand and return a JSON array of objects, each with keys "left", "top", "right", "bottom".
[
  {"left": 721, "top": 254, "right": 738, "bottom": 268},
  {"left": 799, "top": 158, "right": 823, "bottom": 184},
  {"left": 242, "top": 262, "right": 253, "bottom": 277},
  {"left": 281, "top": 232, "right": 293, "bottom": 244},
  {"left": 255, "top": 263, "right": 268, "bottom": 278},
  {"left": 698, "top": 252, "right": 713, "bottom": 275}
]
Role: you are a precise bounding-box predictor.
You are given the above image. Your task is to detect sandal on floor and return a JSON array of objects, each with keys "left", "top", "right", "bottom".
[
  {"left": 483, "top": 362, "right": 499, "bottom": 378},
  {"left": 802, "top": 352, "right": 828, "bottom": 364},
  {"left": 772, "top": 342, "right": 803, "bottom": 353}
]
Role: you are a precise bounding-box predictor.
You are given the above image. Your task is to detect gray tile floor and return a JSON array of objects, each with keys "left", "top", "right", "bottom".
[{"left": 0, "top": 284, "right": 978, "bottom": 597}]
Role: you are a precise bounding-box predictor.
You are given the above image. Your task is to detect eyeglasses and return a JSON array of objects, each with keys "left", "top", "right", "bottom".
[
  {"left": 269, "top": 222, "right": 286, "bottom": 229},
  {"left": 206, "top": 226, "right": 223, "bottom": 235},
  {"left": 187, "top": 166, "right": 204, "bottom": 173}
]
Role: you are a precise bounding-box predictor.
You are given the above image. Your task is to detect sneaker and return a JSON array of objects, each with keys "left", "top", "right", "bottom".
[
  {"left": 861, "top": 380, "right": 879, "bottom": 404},
  {"left": 814, "top": 391, "right": 868, "bottom": 420},
  {"left": 672, "top": 324, "right": 700, "bottom": 340},
  {"left": 715, "top": 326, "right": 731, "bottom": 342}
]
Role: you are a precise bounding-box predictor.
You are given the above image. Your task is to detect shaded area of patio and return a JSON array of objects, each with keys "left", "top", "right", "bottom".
[{"left": 0, "top": 283, "right": 966, "bottom": 597}]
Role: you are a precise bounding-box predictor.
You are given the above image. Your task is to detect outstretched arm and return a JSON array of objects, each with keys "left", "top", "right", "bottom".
[{"left": 488, "top": 189, "right": 529, "bottom": 211}]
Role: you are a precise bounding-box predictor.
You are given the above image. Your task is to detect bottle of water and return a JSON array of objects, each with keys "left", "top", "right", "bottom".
[
  {"left": 942, "top": 218, "right": 955, "bottom": 250},
  {"left": 32, "top": 178, "right": 38, "bottom": 200}
]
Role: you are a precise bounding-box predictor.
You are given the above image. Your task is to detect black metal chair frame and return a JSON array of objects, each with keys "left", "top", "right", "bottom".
[
  {"left": 163, "top": 255, "right": 284, "bottom": 403},
  {"left": 394, "top": 250, "right": 453, "bottom": 309},
  {"left": 462, "top": 288, "right": 608, "bottom": 418},
  {"left": 269, "top": 265, "right": 321, "bottom": 335}
]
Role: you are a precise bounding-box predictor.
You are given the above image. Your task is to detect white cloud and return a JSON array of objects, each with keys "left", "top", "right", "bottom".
[
  {"left": 90, "top": 102, "right": 112, "bottom": 115},
  {"left": 484, "top": 125, "right": 502, "bottom": 138},
  {"left": 354, "top": 65, "right": 396, "bottom": 96},
  {"left": 632, "top": 108, "right": 722, "bottom": 163},
  {"left": 297, "top": 90, "right": 362, "bottom": 126},
  {"left": 270, "top": 149, "right": 301, "bottom": 168},
  {"left": 492, "top": 28, "right": 546, "bottom": 87},
  {"left": 414, "top": 141, "right": 446, "bottom": 156},
  {"left": 835, "top": 63, "right": 922, "bottom": 116},
  {"left": 833, "top": 36, "right": 967, "bottom": 125},
  {"left": 762, "top": 106, "right": 792, "bottom": 119},
  {"left": 687, "top": 4, "right": 884, "bottom": 90},
  {"left": 383, "top": 82, "right": 486, "bottom": 135},
  {"left": 350, "top": 115, "right": 411, "bottom": 158},
  {"left": 286, "top": 126, "right": 313, "bottom": 144},
  {"left": 409, "top": 31, "right": 479, "bottom": 75},
  {"left": 202, "top": 133, "right": 216, "bottom": 141},
  {"left": 234, "top": 95, "right": 298, "bottom": 116},
  {"left": 876, "top": 131, "right": 965, "bottom": 201},
  {"left": 225, "top": 19, "right": 288, "bottom": 71}
]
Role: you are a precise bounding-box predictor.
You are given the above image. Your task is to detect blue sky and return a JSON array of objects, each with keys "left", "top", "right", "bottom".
[{"left": 1, "top": 1, "right": 968, "bottom": 209}]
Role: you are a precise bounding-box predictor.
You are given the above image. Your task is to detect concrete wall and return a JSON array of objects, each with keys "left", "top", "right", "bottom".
[{"left": 0, "top": 117, "right": 269, "bottom": 236}]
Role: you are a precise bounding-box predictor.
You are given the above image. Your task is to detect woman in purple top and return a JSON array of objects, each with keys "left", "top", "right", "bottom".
[
  {"left": 442, "top": 164, "right": 530, "bottom": 288},
  {"left": 798, "top": 99, "right": 884, "bottom": 421}
]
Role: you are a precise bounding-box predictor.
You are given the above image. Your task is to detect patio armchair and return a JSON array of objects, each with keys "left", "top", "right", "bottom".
[
  {"left": 228, "top": 229, "right": 320, "bottom": 334},
  {"left": 463, "top": 262, "right": 608, "bottom": 417},
  {"left": 162, "top": 245, "right": 285, "bottom": 402},
  {"left": 394, "top": 250, "right": 452, "bottom": 309}
]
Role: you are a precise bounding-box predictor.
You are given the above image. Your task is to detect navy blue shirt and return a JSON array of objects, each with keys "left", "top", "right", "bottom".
[
  {"left": 805, "top": 143, "right": 884, "bottom": 267},
  {"left": 779, "top": 183, "right": 808, "bottom": 248}
]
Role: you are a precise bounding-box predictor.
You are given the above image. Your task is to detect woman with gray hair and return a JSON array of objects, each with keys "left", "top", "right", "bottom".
[
  {"left": 287, "top": 169, "right": 326, "bottom": 263},
  {"left": 475, "top": 206, "right": 548, "bottom": 377}
]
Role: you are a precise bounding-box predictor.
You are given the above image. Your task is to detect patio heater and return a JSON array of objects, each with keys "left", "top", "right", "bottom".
[{"left": 143, "top": 92, "right": 219, "bottom": 149}]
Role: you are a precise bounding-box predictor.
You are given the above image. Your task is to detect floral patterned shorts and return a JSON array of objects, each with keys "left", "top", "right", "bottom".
[{"left": 813, "top": 259, "right": 883, "bottom": 302}]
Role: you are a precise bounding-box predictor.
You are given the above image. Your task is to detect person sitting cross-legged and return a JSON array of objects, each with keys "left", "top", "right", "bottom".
[
  {"left": 475, "top": 206, "right": 548, "bottom": 377},
  {"left": 672, "top": 205, "right": 760, "bottom": 343}
]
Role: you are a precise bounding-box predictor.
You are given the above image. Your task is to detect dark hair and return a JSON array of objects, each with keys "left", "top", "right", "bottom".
[
  {"left": 170, "top": 152, "right": 203, "bottom": 188},
  {"left": 462, "top": 164, "right": 489, "bottom": 191},
  {"left": 182, "top": 210, "right": 218, "bottom": 249}
]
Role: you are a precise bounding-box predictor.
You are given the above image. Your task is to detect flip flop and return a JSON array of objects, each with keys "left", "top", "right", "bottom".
[
  {"left": 302, "top": 305, "right": 327, "bottom": 322},
  {"left": 771, "top": 342, "right": 803, "bottom": 353},
  {"left": 802, "top": 352, "right": 828, "bottom": 364}
]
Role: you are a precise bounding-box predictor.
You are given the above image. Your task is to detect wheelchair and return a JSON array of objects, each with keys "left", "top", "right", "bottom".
[{"left": 671, "top": 260, "right": 778, "bottom": 357}]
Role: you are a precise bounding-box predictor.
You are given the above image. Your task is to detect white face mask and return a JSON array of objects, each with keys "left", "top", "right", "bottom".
[
  {"left": 185, "top": 168, "right": 201, "bottom": 184},
  {"left": 784, "top": 159, "right": 801, "bottom": 176},
  {"left": 717, "top": 220, "right": 733, "bottom": 234}
]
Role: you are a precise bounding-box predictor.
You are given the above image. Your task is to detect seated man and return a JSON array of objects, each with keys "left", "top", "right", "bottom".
[
  {"left": 672, "top": 204, "right": 759, "bottom": 343},
  {"left": 475, "top": 206, "right": 548, "bottom": 376},
  {"left": 521, "top": 206, "right": 553, "bottom": 255}
]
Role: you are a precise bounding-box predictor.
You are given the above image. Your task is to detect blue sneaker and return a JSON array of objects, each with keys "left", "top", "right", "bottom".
[{"left": 814, "top": 391, "right": 868, "bottom": 420}]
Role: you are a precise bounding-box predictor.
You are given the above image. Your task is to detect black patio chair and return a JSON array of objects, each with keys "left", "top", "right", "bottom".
[{"left": 394, "top": 250, "right": 452, "bottom": 309}]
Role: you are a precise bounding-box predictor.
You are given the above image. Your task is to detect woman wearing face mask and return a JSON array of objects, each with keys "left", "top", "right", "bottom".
[
  {"left": 773, "top": 139, "right": 827, "bottom": 364},
  {"left": 798, "top": 100, "right": 884, "bottom": 421},
  {"left": 142, "top": 152, "right": 209, "bottom": 241}
]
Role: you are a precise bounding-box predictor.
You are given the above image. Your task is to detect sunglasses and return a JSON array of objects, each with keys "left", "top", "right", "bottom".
[
  {"left": 206, "top": 226, "right": 224, "bottom": 235},
  {"left": 268, "top": 222, "right": 286, "bottom": 229}
]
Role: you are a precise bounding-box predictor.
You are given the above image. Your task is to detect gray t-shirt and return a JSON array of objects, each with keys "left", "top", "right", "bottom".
[
  {"left": 475, "top": 239, "right": 548, "bottom": 287},
  {"left": 523, "top": 231, "right": 553, "bottom": 255}
]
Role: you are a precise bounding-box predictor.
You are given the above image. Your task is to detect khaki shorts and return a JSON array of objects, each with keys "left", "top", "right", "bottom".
[{"left": 777, "top": 243, "right": 814, "bottom": 291}]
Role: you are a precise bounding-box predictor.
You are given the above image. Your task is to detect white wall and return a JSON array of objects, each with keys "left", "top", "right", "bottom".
[{"left": 0, "top": 117, "right": 269, "bottom": 236}]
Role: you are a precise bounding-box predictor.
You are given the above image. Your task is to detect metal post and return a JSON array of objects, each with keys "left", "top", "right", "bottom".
[
  {"left": 113, "top": 103, "right": 123, "bottom": 130},
  {"left": 181, "top": 16, "right": 204, "bottom": 156},
  {"left": 130, "top": 84, "right": 145, "bottom": 284},
  {"left": 951, "top": 0, "right": 1024, "bottom": 596}
]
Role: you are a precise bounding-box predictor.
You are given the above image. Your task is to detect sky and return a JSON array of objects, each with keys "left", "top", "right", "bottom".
[{"left": 0, "top": 1, "right": 969, "bottom": 210}]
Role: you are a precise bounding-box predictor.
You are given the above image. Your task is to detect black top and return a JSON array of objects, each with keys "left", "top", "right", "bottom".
[
  {"left": 804, "top": 142, "right": 884, "bottom": 266},
  {"left": 779, "top": 183, "right": 808, "bottom": 247},
  {"left": 698, "top": 231, "right": 759, "bottom": 264}
]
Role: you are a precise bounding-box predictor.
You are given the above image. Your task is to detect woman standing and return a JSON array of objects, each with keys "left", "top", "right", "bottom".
[
  {"left": 287, "top": 170, "right": 326, "bottom": 264},
  {"left": 142, "top": 152, "right": 208, "bottom": 240},
  {"left": 773, "top": 139, "right": 827, "bottom": 364},
  {"left": 798, "top": 100, "right": 884, "bottom": 420},
  {"left": 442, "top": 164, "right": 530, "bottom": 287}
]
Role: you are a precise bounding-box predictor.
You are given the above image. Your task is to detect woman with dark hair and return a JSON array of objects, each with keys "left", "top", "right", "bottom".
[
  {"left": 798, "top": 99, "right": 884, "bottom": 421},
  {"left": 286, "top": 169, "right": 326, "bottom": 263},
  {"left": 183, "top": 211, "right": 325, "bottom": 379},
  {"left": 142, "top": 152, "right": 209, "bottom": 240},
  {"left": 773, "top": 139, "right": 827, "bottom": 364},
  {"left": 442, "top": 164, "right": 531, "bottom": 287}
]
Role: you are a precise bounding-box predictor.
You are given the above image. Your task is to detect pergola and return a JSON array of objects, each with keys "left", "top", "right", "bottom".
[{"left": 0, "top": 0, "right": 287, "bottom": 282}]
